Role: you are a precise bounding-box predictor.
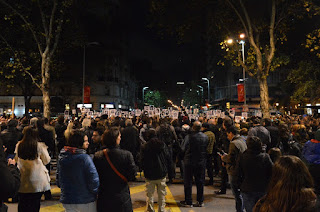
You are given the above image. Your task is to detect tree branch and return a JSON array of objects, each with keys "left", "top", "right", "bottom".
[
  {"left": 0, "top": 34, "right": 41, "bottom": 89},
  {"left": 225, "top": 0, "right": 249, "bottom": 36},
  {"left": 237, "top": 50, "right": 254, "bottom": 77},
  {"left": 0, "top": 0, "right": 43, "bottom": 55},
  {"left": 266, "top": 0, "right": 276, "bottom": 76},
  {"left": 48, "top": 0, "right": 58, "bottom": 47},
  {"left": 38, "top": 0, "right": 49, "bottom": 42}
]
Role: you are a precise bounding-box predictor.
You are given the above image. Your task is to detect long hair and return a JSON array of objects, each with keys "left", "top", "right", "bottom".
[
  {"left": 102, "top": 127, "right": 120, "bottom": 148},
  {"left": 18, "top": 126, "right": 40, "bottom": 160},
  {"left": 254, "top": 155, "right": 316, "bottom": 212}
]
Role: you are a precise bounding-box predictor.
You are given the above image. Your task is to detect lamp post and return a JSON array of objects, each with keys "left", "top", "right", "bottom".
[
  {"left": 202, "top": 78, "right": 210, "bottom": 103},
  {"left": 197, "top": 85, "right": 204, "bottom": 103},
  {"left": 226, "top": 34, "right": 247, "bottom": 106},
  {"left": 239, "top": 35, "right": 247, "bottom": 106},
  {"left": 83, "top": 42, "right": 100, "bottom": 106},
  {"left": 142, "top": 87, "right": 149, "bottom": 105}
]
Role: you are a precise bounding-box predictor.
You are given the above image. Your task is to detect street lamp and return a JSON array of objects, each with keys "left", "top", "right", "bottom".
[
  {"left": 197, "top": 85, "right": 204, "bottom": 102},
  {"left": 202, "top": 78, "right": 210, "bottom": 103},
  {"left": 142, "top": 87, "right": 149, "bottom": 105},
  {"left": 83, "top": 42, "right": 100, "bottom": 106},
  {"left": 226, "top": 34, "right": 247, "bottom": 106}
]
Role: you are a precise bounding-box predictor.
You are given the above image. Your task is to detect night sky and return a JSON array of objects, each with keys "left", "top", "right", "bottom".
[{"left": 83, "top": 0, "right": 204, "bottom": 91}]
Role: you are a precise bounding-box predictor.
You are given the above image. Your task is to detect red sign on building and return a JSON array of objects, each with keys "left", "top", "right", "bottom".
[
  {"left": 237, "top": 84, "right": 244, "bottom": 102},
  {"left": 84, "top": 86, "right": 91, "bottom": 103}
]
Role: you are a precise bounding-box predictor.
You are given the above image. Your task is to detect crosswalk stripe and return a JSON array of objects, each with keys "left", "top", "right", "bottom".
[
  {"left": 133, "top": 186, "right": 181, "bottom": 212},
  {"left": 130, "top": 184, "right": 146, "bottom": 195},
  {"left": 40, "top": 203, "right": 64, "bottom": 212},
  {"left": 41, "top": 183, "right": 180, "bottom": 212}
]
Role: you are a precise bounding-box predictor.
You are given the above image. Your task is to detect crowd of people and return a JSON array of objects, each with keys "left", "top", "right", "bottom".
[{"left": 0, "top": 112, "right": 319, "bottom": 212}]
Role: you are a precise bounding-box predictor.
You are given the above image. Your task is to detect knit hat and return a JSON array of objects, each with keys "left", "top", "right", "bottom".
[{"left": 315, "top": 129, "right": 320, "bottom": 141}]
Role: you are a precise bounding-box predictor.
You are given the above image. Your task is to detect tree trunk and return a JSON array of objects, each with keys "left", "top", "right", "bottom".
[
  {"left": 258, "top": 77, "right": 270, "bottom": 118},
  {"left": 42, "top": 56, "right": 51, "bottom": 119}
]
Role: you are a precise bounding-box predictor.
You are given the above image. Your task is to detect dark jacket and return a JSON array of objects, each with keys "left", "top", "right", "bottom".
[
  {"left": 248, "top": 125, "right": 271, "bottom": 150},
  {"left": 140, "top": 138, "right": 170, "bottom": 180},
  {"left": 38, "top": 126, "right": 55, "bottom": 154},
  {"left": 0, "top": 139, "right": 20, "bottom": 208},
  {"left": 121, "top": 126, "right": 140, "bottom": 158},
  {"left": 222, "top": 135, "right": 247, "bottom": 176},
  {"left": 55, "top": 122, "right": 67, "bottom": 152},
  {"left": 182, "top": 131, "right": 208, "bottom": 166},
  {"left": 1, "top": 127, "right": 23, "bottom": 155},
  {"left": 57, "top": 147, "right": 99, "bottom": 204},
  {"left": 234, "top": 150, "right": 273, "bottom": 192},
  {"left": 266, "top": 125, "right": 280, "bottom": 149},
  {"left": 93, "top": 146, "right": 137, "bottom": 212}
]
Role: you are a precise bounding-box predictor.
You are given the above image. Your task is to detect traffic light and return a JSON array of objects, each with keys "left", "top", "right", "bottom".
[{"left": 226, "top": 102, "right": 230, "bottom": 109}]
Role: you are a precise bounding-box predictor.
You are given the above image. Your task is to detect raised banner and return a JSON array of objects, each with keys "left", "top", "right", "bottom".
[
  {"left": 84, "top": 86, "right": 91, "bottom": 103},
  {"left": 237, "top": 84, "right": 245, "bottom": 102}
]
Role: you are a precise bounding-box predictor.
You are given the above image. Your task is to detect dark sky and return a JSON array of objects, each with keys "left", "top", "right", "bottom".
[{"left": 83, "top": 0, "right": 204, "bottom": 87}]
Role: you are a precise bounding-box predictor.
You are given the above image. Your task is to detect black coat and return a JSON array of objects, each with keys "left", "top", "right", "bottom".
[
  {"left": 140, "top": 139, "right": 170, "bottom": 180},
  {"left": 93, "top": 146, "right": 137, "bottom": 212},
  {"left": 0, "top": 139, "right": 20, "bottom": 208},
  {"left": 0, "top": 127, "right": 23, "bottom": 155},
  {"left": 182, "top": 132, "right": 208, "bottom": 166},
  {"left": 266, "top": 125, "right": 280, "bottom": 149},
  {"left": 120, "top": 126, "right": 140, "bottom": 158},
  {"left": 234, "top": 150, "right": 273, "bottom": 192}
]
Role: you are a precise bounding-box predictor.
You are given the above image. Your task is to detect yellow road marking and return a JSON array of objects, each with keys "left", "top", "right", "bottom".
[
  {"left": 133, "top": 186, "right": 181, "bottom": 212},
  {"left": 130, "top": 184, "right": 146, "bottom": 195},
  {"left": 51, "top": 187, "right": 61, "bottom": 195},
  {"left": 41, "top": 183, "right": 181, "bottom": 212},
  {"left": 40, "top": 203, "right": 64, "bottom": 212}
]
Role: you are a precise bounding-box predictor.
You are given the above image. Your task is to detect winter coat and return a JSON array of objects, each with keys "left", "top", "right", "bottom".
[
  {"left": 266, "top": 125, "right": 280, "bottom": 149},
  {"left": 222, "top": 135, "right": 247, "bottom": 176},
  {"left": 15, "top": 141, "right": 51, "bottom": 193},
  {"left": 0, "top": 139, "right": 20, "bottom": 208},
  {"left": 302, "top": 139, "right": 320, "bottom": 165},
  {"left": 56, "top": 147, "right": 99, "bottom": 204},
  {"left": 248, "top": 125, "right": 271, "bottom": 150},
  {"left": 140, "top": 138, "right": 170, "bottom": 180},
  {"left": 234, "top": 150, "right": 273, "bottom": 192},
  {"left": 182, "top": 131, "right": 208, "bottom": 166},
  {"left": 1, "top": 127, "right": 23, "bottom": 155},
  {"left": 93, "top": 146, "right": 137, "bottom": 212},
  {"left": 121, "top": 126, "right": 140, "bottom": 158}
]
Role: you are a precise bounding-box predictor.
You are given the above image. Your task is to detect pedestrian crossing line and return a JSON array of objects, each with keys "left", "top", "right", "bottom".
[
  {"left": 40, "top": 203, "right": 64, "bottom": 212},
  {"left": 133, "top": 187, "right": 181, "bottom": 212},
  {"left": 130, "top": 184, "right": 146, "bottom": 195}
]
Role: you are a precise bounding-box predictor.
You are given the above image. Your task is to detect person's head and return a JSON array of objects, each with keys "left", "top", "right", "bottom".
[
  {"left": 263, "top": 118, "right": 272, "bottom": 127},
  {"left": 252, "top": 117, "right": 261, "bottom": 125},
  {"left": 268, "top": 147, "right": 282, "bottom": 163},
  {"left": 36, "top": 118, "right": 45, "bottom": 129},
  {"left": 314, "top": 129, "right": 320, "bottom": 141},
  {"left": 57, "top": 115, "right": 65, "bottom": 125},
  {"left": 192, "top": 121, "right": 202, "bottom": 132},
  {"left": 7, "top": 119, "right": 18, "bottom": 129},
  {"left": 102, "top": 127, "right": 121, "bottom": 148},
  {"left": 240, "top": 128, "right": 248, "bottom": 136},
  {"left": 125, "top": 119, "right": 133, "bottom": 127},
  {"left": 223, "top": 118, "right": 233, "bottom": 130},
  {"left": 145, "top": 128, "right": 157, "bottom": 142},
  {"left": 92, "top": 127, "right": 105, "bottom": 144},
  {"left": 226, "top": 125, "right": 238, "bottom": 141},
  {"left": 258, "top": 155, "right": 316, "bottom": 211},
  {"left": 246, "top": 136, "right": 262, "bottom": 153},
  {"left": 30, "top": 117, "right": 38, "bottom": 128},
  {"left": 67, "top": 130, "right": 88, "bottom": 150},
  {"left": 82, "top": 118, "right": 91, "bottom": 128},
  {"left": 18, "top": 126, "right": 40, "bottom": 160}
]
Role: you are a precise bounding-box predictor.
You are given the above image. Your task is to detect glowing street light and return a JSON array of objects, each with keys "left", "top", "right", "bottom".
[
  {"left": 239, "top": 33, "right": 245, "bottom": 39},
  {"left": 227, "top": 39, "right": 233, "bottom": 44},
  {"left": 142, "top": 87, "right": 149, "bottom": 105}
]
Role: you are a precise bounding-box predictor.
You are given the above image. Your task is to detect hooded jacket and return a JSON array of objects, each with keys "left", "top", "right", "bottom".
[
  {"left": 140, "top": 138, "right": 170, "bottom": 180},
  {"left": 57, "top": 147, "right": 99, "bottom": 204}
]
